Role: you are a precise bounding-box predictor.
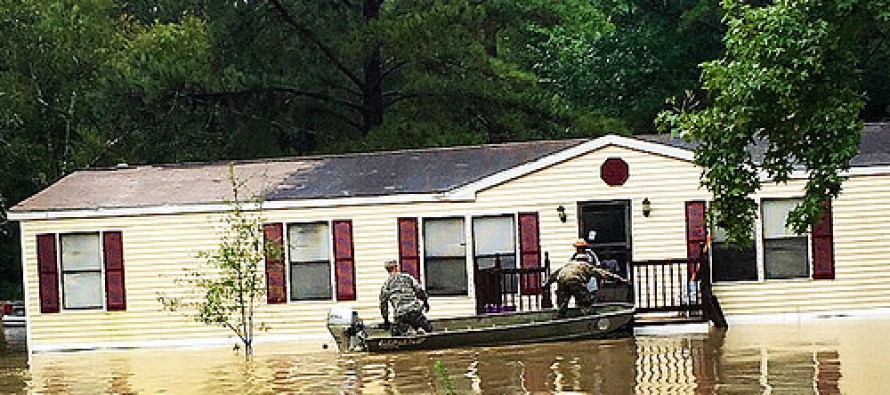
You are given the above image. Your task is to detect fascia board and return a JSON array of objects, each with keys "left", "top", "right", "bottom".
[{"left": 7, "top": 193, "right": 445, "bottom": 221}]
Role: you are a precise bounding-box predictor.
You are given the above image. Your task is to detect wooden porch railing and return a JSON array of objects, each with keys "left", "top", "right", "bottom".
[
  {"left": 475, "top": 253, "right": 553, "bottom": 314},
  {"left": 631, "top": 257, "right": 703, "bottom": 315},
  {"left": 631, "top": 244, "right": 727, "bottom": 327},
  {"left": 472, "top": 247, "right": 728, "bottom": 327}
]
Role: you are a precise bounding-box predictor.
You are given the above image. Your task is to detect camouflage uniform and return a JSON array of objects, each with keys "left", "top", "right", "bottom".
[
  {"left": 379, "top": 272, "right": 432, "bottom": 335},
  {"left": 545, "top": 259, "right": 626, "bottom": 317}
]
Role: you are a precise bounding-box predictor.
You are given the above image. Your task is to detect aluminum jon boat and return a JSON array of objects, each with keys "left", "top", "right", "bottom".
[{"left": 327, "top": 302, "right": 635, "bottom": 353}]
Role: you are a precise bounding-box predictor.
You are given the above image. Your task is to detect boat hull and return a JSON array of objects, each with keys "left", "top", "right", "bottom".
[{"left": 362, "top": 302, "right": 634, "bottom": 352}]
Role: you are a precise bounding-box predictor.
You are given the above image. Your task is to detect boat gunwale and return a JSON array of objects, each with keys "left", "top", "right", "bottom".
[{"left": 364, "top": 302, "right": 635, "bottom": 342}]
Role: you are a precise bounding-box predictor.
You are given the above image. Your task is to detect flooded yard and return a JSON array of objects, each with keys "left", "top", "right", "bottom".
[{"left": 2, "top": 318, "right": 890, "bottom": 393}]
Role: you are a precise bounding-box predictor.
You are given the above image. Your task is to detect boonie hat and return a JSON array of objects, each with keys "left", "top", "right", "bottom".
[{"left": 384, "top": 259, "right": 399, "bottom": 269}]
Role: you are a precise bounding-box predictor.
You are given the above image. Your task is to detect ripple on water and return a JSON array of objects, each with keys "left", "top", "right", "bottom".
[{"left": 2, "top": 320, "right": 890, "bottom": 393}]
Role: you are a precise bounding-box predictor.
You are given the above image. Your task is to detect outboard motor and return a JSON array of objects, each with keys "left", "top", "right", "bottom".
[{"left": 326, "top": 307, "right": 366, "bottom": 352}]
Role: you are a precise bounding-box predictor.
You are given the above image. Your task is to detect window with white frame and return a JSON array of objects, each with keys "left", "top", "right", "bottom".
[
  {"left": 423, "top": 217, "right": 467, "bottom": 296},
  {"left": 762, "top": 199, "right": 809, "bottom": 279},
  {"left": 60, "top": 233, "right": 104, "bottom": 309},
  {"left": 287, "top": 222, "right": 332, "bottom": 300},
  {"left": 711, "top": 198, "right": 810, "bottom": 282},
  {"left": 472, "top": 215, "right": 516, "bottom": 270},
  {"left": 473, "top": 215, "right": 517, "bottom": 292}
]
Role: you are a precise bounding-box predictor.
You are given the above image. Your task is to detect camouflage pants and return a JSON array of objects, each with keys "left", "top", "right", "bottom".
[
  {"left": 392, "top": 310, "right": 433, "bottom": 336},
  {"left": 556, "top": 281, "right": 593, "bottom": 317}
]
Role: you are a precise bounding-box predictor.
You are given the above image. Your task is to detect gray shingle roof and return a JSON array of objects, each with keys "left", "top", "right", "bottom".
[
  {"left": 637, "top": 122, "right": 890, "bottom": 167},
  {"left": 10, "top": 123, "right": 890, "bottom": 213},
  {"left": 267, "top": 139, "right": 585, "bottom": 201},
  {"left": 11, "top": 139, "right": 585, "bottom": 212}
]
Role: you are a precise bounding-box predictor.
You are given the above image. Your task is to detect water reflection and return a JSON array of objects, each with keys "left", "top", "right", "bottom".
[{"left": 4, "top": 319, "right": 890, "bottom": 393}]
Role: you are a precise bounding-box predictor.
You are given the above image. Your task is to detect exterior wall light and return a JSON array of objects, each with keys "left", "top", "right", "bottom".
[
  {"left": 642, "top": 198, "right": 651, "bottom": 217},
  {"left": 557, "top": 205, "right": 567, "bottom": 223}
]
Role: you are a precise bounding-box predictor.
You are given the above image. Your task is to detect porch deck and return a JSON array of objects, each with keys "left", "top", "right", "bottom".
[{"left": 475, "top": 251, "right": 726, "bottom": 328}]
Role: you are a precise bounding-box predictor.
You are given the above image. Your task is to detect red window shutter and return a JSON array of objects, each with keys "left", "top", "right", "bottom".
[
  {"left": 263, "top": 223, "right": 287, "bottom": 304},
  {"left": 103, "top": 231, "right": 126, "bottom": 311},
  {"left": 332, "top": 220, "right": 356, "bottom": 301},
  {"left": 685, "top": 201, "right": 707, "bottom": 278},
  {"left": 398, "top": 218, "right": 421, "bottom": 281},
  {"left": 812, "top": 200, "right": 835, "bottom": 280},
  {"left": 518, "top": 212, "right": 542, "bottom": 294},
  {"left": 36, "top": 234, "right": 60, "bottom": 313}
]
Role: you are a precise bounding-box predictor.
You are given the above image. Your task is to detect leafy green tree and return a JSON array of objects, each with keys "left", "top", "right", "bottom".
[
  {"left": 658, "top": 0, "right": 890, "bottom": 243},
  {"left": 525, "top": 0, "right": 724, "bottom": 133},
  {"left": 159, "top": 167, "right": 273, "bottom": 358},
  {"left": 109, "top": 0, "right": 623, "bottom": 157},
  {"left": 0, "top": 0, "right": 128, "bottom": 298}
]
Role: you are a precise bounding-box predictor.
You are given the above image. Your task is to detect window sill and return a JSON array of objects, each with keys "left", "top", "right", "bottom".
[
  {"left": 428, "top": 294, "right": 472, "bottom": 300},
  {"left": 714, "top": 277, "right": 815, "bottom": 285}
]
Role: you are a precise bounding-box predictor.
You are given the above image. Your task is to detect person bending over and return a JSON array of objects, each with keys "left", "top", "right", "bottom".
[
  {"left": 379, "top": 259, "right": 432, "bottom": 335},
  {"left": 544, "top": 257, "right": 627, "bottom": 317}
]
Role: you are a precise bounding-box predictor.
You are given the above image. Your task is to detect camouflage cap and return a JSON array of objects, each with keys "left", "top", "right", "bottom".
[{"left": 384, "top": 259, "right": 399, "bottom": 269}]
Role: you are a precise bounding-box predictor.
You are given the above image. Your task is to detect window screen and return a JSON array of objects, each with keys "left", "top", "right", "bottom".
[
  {"left": 288, "top": 223, "right": 332, "bottom": 300},
  {"left": 424, "top": 218, "right": 467, "bottom": 295},
  {"left": 60, "top": 233, "right": 103, "bottom": 309}
]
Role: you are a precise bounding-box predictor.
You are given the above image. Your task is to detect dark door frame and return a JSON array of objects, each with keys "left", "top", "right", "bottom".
[{"left": 576, "top": 199, "right": 633, "bottom": 277}]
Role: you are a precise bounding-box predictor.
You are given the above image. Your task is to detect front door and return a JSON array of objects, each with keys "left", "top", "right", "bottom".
[{"left": 578, "top": 200, "right": 631, "bottom": 278}]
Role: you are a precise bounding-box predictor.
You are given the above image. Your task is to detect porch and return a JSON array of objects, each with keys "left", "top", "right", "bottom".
[{"left": 473, "top": 252, "right": 726, "bottom": 328}]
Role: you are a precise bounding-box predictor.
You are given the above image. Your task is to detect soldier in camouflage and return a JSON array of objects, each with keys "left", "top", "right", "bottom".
[
  {"left": 379, "top": 260, "right": 432, "bottom": 336},
  {"left": 544, "top": 257, "right": 628, "bottom": 317}
]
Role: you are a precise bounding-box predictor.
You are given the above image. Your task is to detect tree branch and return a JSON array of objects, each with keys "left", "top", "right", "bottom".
[
  {"left": 380, "top": 59, "right": 408, "bottom": 83},
  {"left": 265, "top": 0, "right": 364, "bottom": 88},
  {"left": 186, "top": 87, "right": 362, "bottom": 111}
]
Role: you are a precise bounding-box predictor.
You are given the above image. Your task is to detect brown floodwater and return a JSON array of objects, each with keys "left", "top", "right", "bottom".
[{"left": 2, "top": 318, "right": 890, "bottom": 394}]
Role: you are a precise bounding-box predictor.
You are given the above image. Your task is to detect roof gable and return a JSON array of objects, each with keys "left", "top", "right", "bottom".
[{"left": 445, "top": 135, "right": 694, "bottom": 200}]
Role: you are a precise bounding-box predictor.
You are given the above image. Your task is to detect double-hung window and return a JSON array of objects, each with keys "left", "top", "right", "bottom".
[
  {"left": 60, "top": 233, "right": 104, "bottom": 309},
  {"left": 423, "top": 217, "right": 467, "bottom": 296},
  {"left": 473, "top": 215, "right": 517, "bottom": 292},
  {"left": 762, "top": 199, "right": 809, "bottom": 279},
  {"left": 472, "top": 216, "right": 516, "bottom": 270},
  {"left": 287, "top": 223, "right": 332, "bottom": 300},
  {"left": 37, "top": 231, "right": 125, "bottom": 313}
]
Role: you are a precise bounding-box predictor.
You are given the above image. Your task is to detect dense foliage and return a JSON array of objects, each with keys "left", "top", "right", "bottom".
[
  {"left": 658, "top": 0, "right": 890, "bottom": 243},
  {"left": 1, "top": 1, "right": 888, "bottom": 295}
]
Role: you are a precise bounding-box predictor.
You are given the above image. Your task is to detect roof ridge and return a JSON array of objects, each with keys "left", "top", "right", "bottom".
[{"left": 76, "top": 138, "right": 590, "bottom": 172}]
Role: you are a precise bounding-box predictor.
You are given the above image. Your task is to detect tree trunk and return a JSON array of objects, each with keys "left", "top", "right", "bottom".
[{"left": 360, "top": 0, "right": 385, "bottom": 136}]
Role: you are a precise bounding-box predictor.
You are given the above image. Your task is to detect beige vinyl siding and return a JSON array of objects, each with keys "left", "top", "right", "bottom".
[
  {"left": 713, "top": 174, "right": 890, "bottom": 317},
  {"left": 20, "top": 139, "right": 890, "bottom": 351},
  {"left": 475, "top": 145, "right": 709, "bottom": 264},
  {"left": 22, "top": 205, "right": 479, "bottom": 350},
  {"left": 21, "top": 144, "right": 709, "bottom": 351}
]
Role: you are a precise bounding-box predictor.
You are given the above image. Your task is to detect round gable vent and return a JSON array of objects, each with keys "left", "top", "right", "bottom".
[{"left": 600, "top": 157, "right": 629, "bottom": 186}]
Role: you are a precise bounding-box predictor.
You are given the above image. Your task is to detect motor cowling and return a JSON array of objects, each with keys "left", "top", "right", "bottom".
[{"left": 326, "top": 307, "right": 366, "bottom": 352}]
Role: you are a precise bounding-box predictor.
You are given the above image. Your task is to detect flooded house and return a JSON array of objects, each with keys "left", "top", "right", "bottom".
[{"left": 8, "top": 123, "right": 890, "bottom": 353}]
